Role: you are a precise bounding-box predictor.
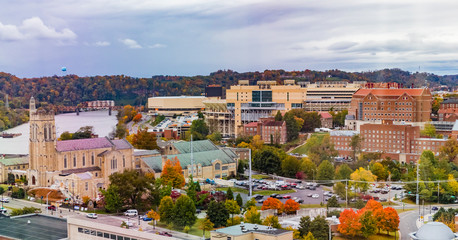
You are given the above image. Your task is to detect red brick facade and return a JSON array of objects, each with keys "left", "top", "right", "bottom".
[
  {"left": 438, "top": 98, "right": 458, "bottom": 122},
  {"left": 243, "top": 119, "right": 287, "bottom": 144}
]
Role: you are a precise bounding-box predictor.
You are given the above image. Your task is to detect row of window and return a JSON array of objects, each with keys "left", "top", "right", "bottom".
[
  {"left": 364, "top": 112, "right": 412, "bottom": 117},
  {"left": 365, "top": 101, "right": 412, "bottom": 105},
  {"left": 364, "top": 118, "right": 412, "bottom": 122},
  {"left": 77, "top": 227, "right": 137, "bottom": 240},
  {"left": 64, "top": 154, "right": 126, "bottom": 169}
]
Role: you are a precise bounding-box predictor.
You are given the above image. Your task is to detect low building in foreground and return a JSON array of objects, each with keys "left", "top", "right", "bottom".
[
  {"left": 409, "top": 222, "right": 458, "bottom": 240},
  {"left": 0, "top": 156, "right": 28, "bottom": 183},
  {"left": 211, "top": 223, "right": 293, "bottom": 240}
]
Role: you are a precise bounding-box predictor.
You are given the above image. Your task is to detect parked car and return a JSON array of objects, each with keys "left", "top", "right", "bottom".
[
  {"left": 309, "top": 186, "right": 317, "bottom": 190},
  {"left": 283, "top": 195, "right": 291, "bottom": 199},
  {"left": 196, "top": 209, "right": 202, "bottom": 214},
  {"left": 86, "top": 213, "right": 98, "bottom": 219},
  {"left": 253, "top": 194, "right": 263, "bottom": 200},
  {"left": 381, "top": 190, "right": 389, "bottom": 194},
  {"left": 307, "top": 193, "right": 313, "bottom": 197},
  {"left": 295, "top": 180, "right": 302, "bottom": 184},
  {"left": 432, "top": 206, "right": 439, "bottom": 211},
  {"left": 296, "top": 185, "right": 305, "bottom": 190},
  {"left": 257, "top": 200, "right": 264, "bottom": 204},
  {"left": 379, "top": 198, "right": 387, "bottom": 202},
  {"left": 295, "top": 198, "right": 304, "bottom": 203},
  {"left": 124, "top": 209, "right": 138, "bottom": 216},
  {"left": 270, "top": 193, "right": 279, "bottom": 198},
  {"left": 312, "top": 194, "right": 319, "bottom": 199},
  {"left": 47, "top": 205, "right": 56, "bottom": 211},
  {"left": 159, "top": 232, "right": 173, "bottom": 237},
  {"left": 0, "top": 198, "right": 10, "bottom": 203},
  {"left": 142, "top": 216, "right": 152, "bottom": 221},
  {"left": 275, "top": 195, "right": 283, "bottom": 199}
]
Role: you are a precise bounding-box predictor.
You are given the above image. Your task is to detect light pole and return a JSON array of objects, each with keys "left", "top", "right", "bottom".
[
  {"left": 248, "top": 148, "right": 252, "bottom": 198},
  {"left": 46, "top": 191, "right": 51, "bottom": 215}
]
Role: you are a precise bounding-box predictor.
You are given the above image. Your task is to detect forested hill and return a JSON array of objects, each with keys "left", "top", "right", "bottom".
[{"left": 0, "top": 68, "right": 456, "bottom": 110}]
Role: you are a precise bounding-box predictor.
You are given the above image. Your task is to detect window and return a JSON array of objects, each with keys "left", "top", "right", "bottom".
[
  {"left": 91, "top": 153, "right": 95, "bottom": 165},
  {"left": 78, "top": 227, "right": 83, "bottom": 233},
  {"left": 215, "top": 163, "right": 221, "bottom": 170},
  {"left": 104, "top": 233, "right": 110, "bottom": 238},
  {"left": 111, "top": 234, "right": 116, "bottom": 239},
  {"left": 82, "top": 154, "right": 86, "bottom": 166},
  {"left": 97, "top": 232, "right": 103, "bottom": 237},
  {"left": 73, "top": 155, "right": 76, "bottom": 167},
  {"left": 64, "top": 155, "right": 67, "bottom": 168},
  {"left": 227, "top": 237, "right": 232, "bottom": 240},
  {"left": 123, "top": 156, "right": 126, "bottom": 168},
  {"left": 111, "top": 157, "right": 117, "bottom": 170},
  {"left": 85, "top": 182, "right": 88, "bottom": 191}
]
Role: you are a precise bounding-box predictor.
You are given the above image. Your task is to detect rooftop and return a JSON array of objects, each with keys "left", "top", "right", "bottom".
[
  {"left": 56, "top": 137, "right": 132, "bottom": 152},
  {"left": 330, "top": 130, "right": 358, "bottom": 137},
  {"left": 263, "top": 121, "right": 284, "bottom": 127},
  {"left": 353, "top": 88, "right": 427, "bottom": 97},
  {"left": 173, "top": 140, "right": 219, "bottom": 153},
  {"left": 319, "top": 112, "right": 333, "bottom": 119},
  {"left": 442, "top": 98, "right": 458, "bottom": 104},
  {"left": 0, "top": 156, "right": 28, "bottom": 166},
  {"left": 150, "top": 96, "right": 206, "bottom": 99},
  {"left": 212, "top": 223, "right": 291, "bottom": 236},
  {"left": 244, "top": 122, "right": 259, "bottom": 127},
  {"left": 0, "top": 215, "right": 67, "bottom": 240},
  {"left": 409, "top": 222, "right": 458, "bottom": 240}
]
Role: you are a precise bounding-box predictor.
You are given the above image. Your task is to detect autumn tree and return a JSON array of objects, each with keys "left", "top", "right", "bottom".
[
  {"left": 358, "top": 209, "right": 377, "bottom": 238},
  {"left": 199, "top": 218, "right": 214, "bottom": 237},
  {"left": 338, "top": 209, "right": 362, "bottom": 237},
  {"left": 439, "top": 138, "right": 458, "bottom": 163},
  {"left": 284, "top": 199, "right": 300, "bottom": 214},
  {"left": 158, "top": 196, "right": 174, "bottom": 224},
  {"left": 244, "top": 206, "right": 262, "bottom": 224},
  {"left": 350, "top": 167, "right": 376, "bottom": 193},
  {"left": 161, "top": 157, "right": 185, "bottom": 189},
  {"left": 146, "top": 209, "right": 160, "bottom": 229},
  {"left": 263, "top": 215, "right": 282, "bottom": 229},
  {"left": 130, "top": 128, "right": 159, "bottom": 150},
  {"left": 380, "top": 207, "right": 399, "bottom": 235},
  {"left": 370, "top": 162, "right": 388, "bottom": 181},
  {"left": 225, "top": 200, "right": 240, "bottom": 226},
  {"left": 132, "top": 113, "right": 142, "bottom": 123},
  {"left": 301, "top": 158, "right": 317, "bottom": 180},
  {"left": 262, "top": 197, "right": 283, "bottom": 214},
  {"left": 349, "top": 134, "right": 363, "bottom": 160},
  {"left": 335, "top": 164, "right": 352, "bottom": 180}
]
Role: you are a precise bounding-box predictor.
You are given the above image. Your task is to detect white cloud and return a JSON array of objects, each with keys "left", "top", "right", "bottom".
[
  {"left": 0, "top": 17, "right": 76, "bottom": 42},
  {"left": 149, "top": 43, "right": 166, "bottom": 48},
  {"left": 94, "top": 41, "right": 110, "bottom": 47},
  {"left": 119, "top": 38, "right": 142, "bottom": 49}
]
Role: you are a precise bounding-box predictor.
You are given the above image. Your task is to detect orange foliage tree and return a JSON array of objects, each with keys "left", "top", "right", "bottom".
[
  {"left": 284, "top": 199, "right": 300, "bottom": 214},
  {"left": 363, "top": 199, "right": 384, "bottom": 233},
  {"left": 380, "top": 207, "right": 399, "bottom": 234},
  {"left": 261, "top": 197, "right": 283, "bottom": 214},
  {"left": 338, "top": 209, "right": 362, "bottom": 237},
  {"left": 161, "top": 157, "right": 185, "bottom": 188},
  {"left": 133, "top": 113, "right": 142, "bottom": 123}
]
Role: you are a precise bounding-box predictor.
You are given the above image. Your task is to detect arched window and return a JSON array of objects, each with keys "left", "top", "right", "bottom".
[
  {"left": 73, "top": 155, "right": 76, "bottom": 167},
  {"left": 82, "top": 154, "right": 86, "bottom": 166},
  {"left": 123, "top": 156, "right": 125, "bottom": 168},
  {"left": 64, "top": 155, "right": 67, "bottom": 168},
  {"left": 44, "top": 125, "right": 48, "bottom": 140},
  {"left": 48, "top": 125, "right": 52, "bottom": 140},
  {"left": 91, "top": 153, "right": 95, "bottom": 165},
  {"left": 215, "top": 163, "right": 221, "bottom": 170}
]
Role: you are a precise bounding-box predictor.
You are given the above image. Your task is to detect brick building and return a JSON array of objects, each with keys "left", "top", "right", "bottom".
[
  {"left": 319, "top": 112, "right": 333, "bottom": 128},
  {"left": 243, "top": 118, "right": 287, "bottom": 144},
  {"left": 438, "top": 98, "right": 458, "bottom": 122},
  {"left": 348, "top": 88, "right": 432, "bottom": 123},
  {"left": 330, "top": 130, "right": 358, "bottom": 158}
]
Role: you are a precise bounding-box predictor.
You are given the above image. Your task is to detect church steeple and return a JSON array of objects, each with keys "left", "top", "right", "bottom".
[{"left": 30, "top": 96, "right": 36, "bottom": 114}]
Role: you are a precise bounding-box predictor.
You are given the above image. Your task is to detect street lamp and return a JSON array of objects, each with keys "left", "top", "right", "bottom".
[{"left": 46, "top": 190, "right": 51, "bottom": 215}]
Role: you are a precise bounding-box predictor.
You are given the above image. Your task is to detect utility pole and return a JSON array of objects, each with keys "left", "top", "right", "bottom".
[
  {"left": 416, "top": 160, "right": 419, "bottom": 206},
  {"left": 345, "top": 180, "right": 348, "bottom": 209},
  {"left": 438, "top": 182, "right": 440, "bottom": 204},
  {"left": 190, "top": 134, "right": 194, "bottom": 178},
  {"left": 248, "top": 148, "right": 252, "bottom": 197}
]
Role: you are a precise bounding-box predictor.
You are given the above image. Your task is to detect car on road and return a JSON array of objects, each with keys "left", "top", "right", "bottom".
[
  {"left": 257, "top": 199, "right": 264, "bottom": 204},
  {"left": 47, "top": 205, "right": 56, "bottom": 211},
  {"left": 295, "top": 198, "right": 304, "bottom": 203},
  {"left": 379, "top": 198, "right": 387, "bottom": 202},
  {"left": 381, "top": 190, "right": 389, "bottom": 194},
  {"left": 86, "top": 213, "right": 98, "bottom": 219},
  {"left": 312, "top": 194, "right": 319, "bottom": 199},
  {"left": 432, "top": 206, "right": 439, "bottom": 211},
  {"left": 307, "top": 193, "right": 313, "bottom": 197},
  {"left": 124, "top": 209, "right": 138, "bottom": 216},
  {"left": 283, "top": 195, "right": 291, "bottom": 199},
  {"left": 296, "top": 185, "right": 305, "bottom": 190},
  {"left": 0, "top": 198, "right": 9, "bottom": 203},
  {"left": 159, "top": 232, "right": 173, "bottom": 237},
  {"left": 253, "top": 194, "right": 263, "bottom": 200},
  {"left": 270, "top": 193, "right": 279, "bottom": 198},
  {"left": 142, "top": 216, "right": 152, "bottom": 221}
]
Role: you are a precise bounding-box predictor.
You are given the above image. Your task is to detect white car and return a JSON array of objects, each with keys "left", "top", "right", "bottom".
[
  {"left": 0, "top": 198, "right": 9, "bottom": 203},
  {"left": 86, "top": 213, "right": 98, "bottom": 219},
  {"left": 312, "top": 194, "right": 319, "bottom": 199},
  {"left": 124, "top": 209, "right": 138, "bottom": 217}
]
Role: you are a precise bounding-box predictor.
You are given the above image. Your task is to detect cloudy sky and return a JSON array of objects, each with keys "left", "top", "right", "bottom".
[{"left": 1, "top": 0, "right": 458, "bottom": 78}]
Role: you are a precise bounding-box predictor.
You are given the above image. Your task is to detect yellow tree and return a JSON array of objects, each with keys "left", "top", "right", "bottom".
[
  {"left": 161, "top": 157, "right": 185, "bottom": 188},
  {"left": 448, "top": 174, "right": 458, "bottom": 195},
  {"left": 350, "top": 167, "right": 376, "bottom": 193},
  {"left": 146, "top": 209, "right": 160, "bottom": 229},
  {"left": 251, "top": 135, "right": 264, "bottom": 150}
]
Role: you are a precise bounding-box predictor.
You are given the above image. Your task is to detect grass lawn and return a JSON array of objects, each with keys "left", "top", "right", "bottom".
[
  {"left": 252, "top": 174, "right": 270, "bottom": 179},
  {"left": 153, "top": 218, "right": 211, "bottom": 238},
  {"left": 291, "top": 132, "right": 328, "bottom": 154},
  {"left": 381, "top": 201, "right": 398, "bottom": 206},
  {"left": 216, "top": 187, "right": 296, "bottom": 196},
  {"left": 334, "top": 230, "right": 399, "bottom": 240},
  {"left": 300, "top": 204, "right": 323, "bottom": 208}
]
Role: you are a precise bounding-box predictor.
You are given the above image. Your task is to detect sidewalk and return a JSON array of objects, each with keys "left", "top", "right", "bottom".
[{"left": 416, "top": 213, "right": 433, "bottom": 229}]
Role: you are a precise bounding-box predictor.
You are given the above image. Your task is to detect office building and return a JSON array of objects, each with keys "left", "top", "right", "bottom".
[{"left": 147, "top": 96, "right": 206, "bottom": 116}]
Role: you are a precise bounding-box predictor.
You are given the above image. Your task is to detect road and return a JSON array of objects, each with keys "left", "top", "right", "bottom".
[{"left": 399, "top": 210, "right": 418, "bottom": 240}]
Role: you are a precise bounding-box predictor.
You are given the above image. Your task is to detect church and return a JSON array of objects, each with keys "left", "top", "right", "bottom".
[{"left": 27, "top": 97, "right": 134, "bottom": 201}]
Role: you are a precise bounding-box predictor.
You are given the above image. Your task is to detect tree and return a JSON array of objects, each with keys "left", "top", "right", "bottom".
[
  {"left": 114, "top": 122, "right": 128, "bottom": 139},
  {"left": 298, "top": 216, "right": 312, "bottom": 238},
  {"left": 359, "top": 210, "right": 377, "bottom": 238},
  {"left": 284, "top": 112, "right": 300, "bottom": 141},
  {"left": 237, "top": 159, "right": 246, "bottom": 175},
  {"left": 253, "top": 147, "right": 282, "bottom": 174},
  {"left": 0, "top": 186, "right": 4, "bottom": 196},
  {"left": 349, "top": 134, "right": 363, "bottom": 160},
  {"left": 284, "top": 199, "right": 300, "bottom": 214},
  {"left": 251, "top": 135, "right": 264, "bottom": 150},
  {"left": 439, "top": 138, "right": 458, "bottom": 163},
  {"left": 199, "top": 218, "right": 214, "bottom": 237},
  {"left": 261, "top": 197, "right": 283, "bottom": 214},
  {"left": 158, "top": 196, "right": 174, "bottom": 224},
  {"left": 146, "top": 209, "right": 160, "bottom": 229},
  {"left": 380, "top": 207, "right": 399, "bottom": 235},
  {"left": 189, "top": 119, "right": 209, "bottom": 140},
  {"left": 186, "top": 176, "right": 198, "bottom": 203},
  {"left": 207, "top": 131, "right": 222, "bottom": 143},
  {"left": 236, "top": 193, "right": 243, "bottom": 207},
  {"left": 226, "top": 187, "right": 234, "bottom": 200},
  {"left": 317, "top": 160, "right": 334, "bottom": 181},
  {"left": 370, "top": 162, "right": 388, "bottom": 181},
  {"left": 108, "top": 169, "right": 156, "bottom": 209},
  {"left": 304, "top": 232, "right": 317, "bottom": 240},
  {"left": 327, "top": 196, "right": 339, "bottom": 208},
  {"left": 245, "top": 198, "right": 256, "bottom": 210},
  {"left": 335, "top": 164, "right": 352, "bottom": 180},
  {"left": 301, "top": 158, "right": 317, "bottom": 180},
  {"left": 225, "top": 200, "right": 241, "bottom": 226},
  {"left": 338, "top": 209, "right": 361, "bottom": 237},
  {"left": 60, "top": 131, "right": 73, "bottom": 140},
  {"left": 161, "top": 157, "right": 185, "bottom": 189},
  {"left": 207, "top": 200, "right": 229, "bottom": 228},
  {"left": 281, "top": 155, "right": 302, "bottom": 178},
  {"left": 275, "top": 110, "right": 282, "bottom": 121},
  {"left": 263, "top": 215, "right": 282, "bottom": 228},
  {"left": 305, "top": 134, "right": 338, "bottom": 164},
  {"left": 421, "top": 122, "right": 437, "bottom": 138},
  {"left": 173, "top": 195, "right": 197, "bottom": 228},
  {"left": 310, "top": 215, "right": 329, "bottom": 240},
  {"left": 72, "top": 126, "right": 94, "bottom": 139},
  {"left": 244, "top": 206, "right": 262, "bottom": 224},
  {"left": 130, "top": 128, "right": 159, "bottom": 150},
  {"left": 101, "top": 185, "right": 123, "bottom": 213},
  {"left": 350, "top": 167, "right": 376, "bottom": 193}
]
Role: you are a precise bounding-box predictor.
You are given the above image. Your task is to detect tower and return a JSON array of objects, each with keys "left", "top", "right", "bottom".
[{"left": 28, "top": 97, "right": 57, "bottom": 186}]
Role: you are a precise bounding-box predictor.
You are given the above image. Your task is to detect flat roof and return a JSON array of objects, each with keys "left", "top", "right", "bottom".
[
  {"left": 149, "top": 96, "right": 205, "bottom": 99},
  {"left": 0, "top": 215, "right": 67, "bottom": 240}
]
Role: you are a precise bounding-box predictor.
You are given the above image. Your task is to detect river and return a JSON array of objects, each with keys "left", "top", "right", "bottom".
[{"left": 0, "top": 110, "right": 118, "bottom": 155}]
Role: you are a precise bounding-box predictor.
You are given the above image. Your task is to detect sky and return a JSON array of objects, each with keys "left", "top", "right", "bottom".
[{"left": 1, "top": 0, "right": 458, "bottom": 78}]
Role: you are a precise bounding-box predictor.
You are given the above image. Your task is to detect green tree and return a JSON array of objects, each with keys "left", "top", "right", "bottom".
[
  {"left": 207, "top": 200, "right": 229, "bottom": 228},
  {"left": 305, "top": 134, "right": 338, "bottom": 164},
  {"left": 310, "top": 215, "right": 329, "bottom": 240},
  {"left": 199, "top": 218, "right": 214, "bottom": 237},
  {"left": 72, "top": 126, "right": 94, "bottom": 139},
  {"left": 304, "top": 232, "right": 317, "bottom": 240},
  {"left": 101, "top": 185, "right": 123, "bottom": 213},
  {"left": 237, "top": 159, "right": 246, "bottom": 175},
  {"left": 335, "top": 164, "right": 352, "bottom": 180},
  {"left": 284, "top": 112, "right": 300, "bottom": 141},
  {"left": 439, "top": 138, "right": 458, "bottom": 163},
  {"left": 301, "top": 158, "right": 317, "bottom": 180},
  {"left": 317, "top": 160, "right": 334, "bottom": 181},
  {"left": 262, "top": 215, "right": 281, "bottom": 228},
  {"left": 275, "top": 110, "right": 282, "bottom": 121},
  {"left": 60, "top": 131, "right": 73, "bottom": 140},
  {"left": 226, "top": 187, "right": 234, "bottom": 200},
  {"left": 207, "top": 131, "right": 222, "bottom": 143},
  {"left": 108, "top": 170, "right": 156, "bottom": 209},
  {"left": 236, "top": 193, "right": 243, "bottom": 207},
  {"left": 281, "top": 155, "right": 302, "bottom": 178},
  {"left": 326, "top": 196, "right": 339, "bottom": 208},
  {"left": 359, "top": 210, "right": 377, "bottom": 238},
  {"left": 298, "top": 216, "right": 312, "bottom": 238},
  {"left": 189, "top": 119, "right": 209, "bottom": 140},
  {"left": 0, "top": 186, "right": 4, "bottom": 196},
  {"left": 349, "top": 134, "right": 363, "bottom": 161},
  {"left": 253, "top": 147, "right": 282, "bottom": 174},
  {"left": 245, "top": 198, "right": 256, "bottom": 210},
  {"left": 173, "top": 195, "right": 197, "bottom": 228},
  {"left": 225, "top": 199, "right": 241, "bottom": 225},
  {"left": 370, "top": 162, "right": 388, "bottom": 181},
  {"left": 186, "top": 176, "right": 198, "bottom": 203},
  {"left": 114, "top": 122, "right": 128, "bottom": 139},
  {"left": 421, "top": 122, "right": 437, "bottom": 138},
  {"left": 158, "top": 196, "right": 174, "bottom": 224}
]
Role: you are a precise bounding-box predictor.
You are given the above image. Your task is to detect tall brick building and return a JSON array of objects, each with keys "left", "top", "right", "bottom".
[
  {"left": 438, "top": 98, "right": 458, "bottom": 122},
  {"left": 348, "top": 88, "right": 432, "bottom": 123}
]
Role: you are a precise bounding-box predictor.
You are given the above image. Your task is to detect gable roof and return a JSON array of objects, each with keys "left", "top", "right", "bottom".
[
  {"left": 56, "top": 137, "right": 132, "bottom": 152},
  {"left": 319, "top": 112, "right": 333, "bottom": 119},
  {"left": 263, "top": 121, "right": 284, "bottom": 126},
  {"left": 172, "top": 140, "right": 218, "bottom": 153},
  {"left": 353, "top": 88, "right": 426, "bottom": 97},
  {"left": 0, "top": 157, "right": 28, "bottom": 166}
]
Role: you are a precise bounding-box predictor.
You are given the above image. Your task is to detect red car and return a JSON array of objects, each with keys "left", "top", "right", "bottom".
[
  {"left": 283, "top": 195, "right": 291, "bottom": 199},
  {"left": 47, "top": 205, "right": 56, "bottom": 211}
]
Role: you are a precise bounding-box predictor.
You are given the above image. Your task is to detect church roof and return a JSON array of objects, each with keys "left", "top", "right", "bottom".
[
  {"left": 0, "top": 156, "right": 28, "bottom": 166},
  {"left": 172, "top": 140, "right": 219, "bottom": 153},
  {"left": 56, "top": 137, "right": 132, "bottom": 152}
]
